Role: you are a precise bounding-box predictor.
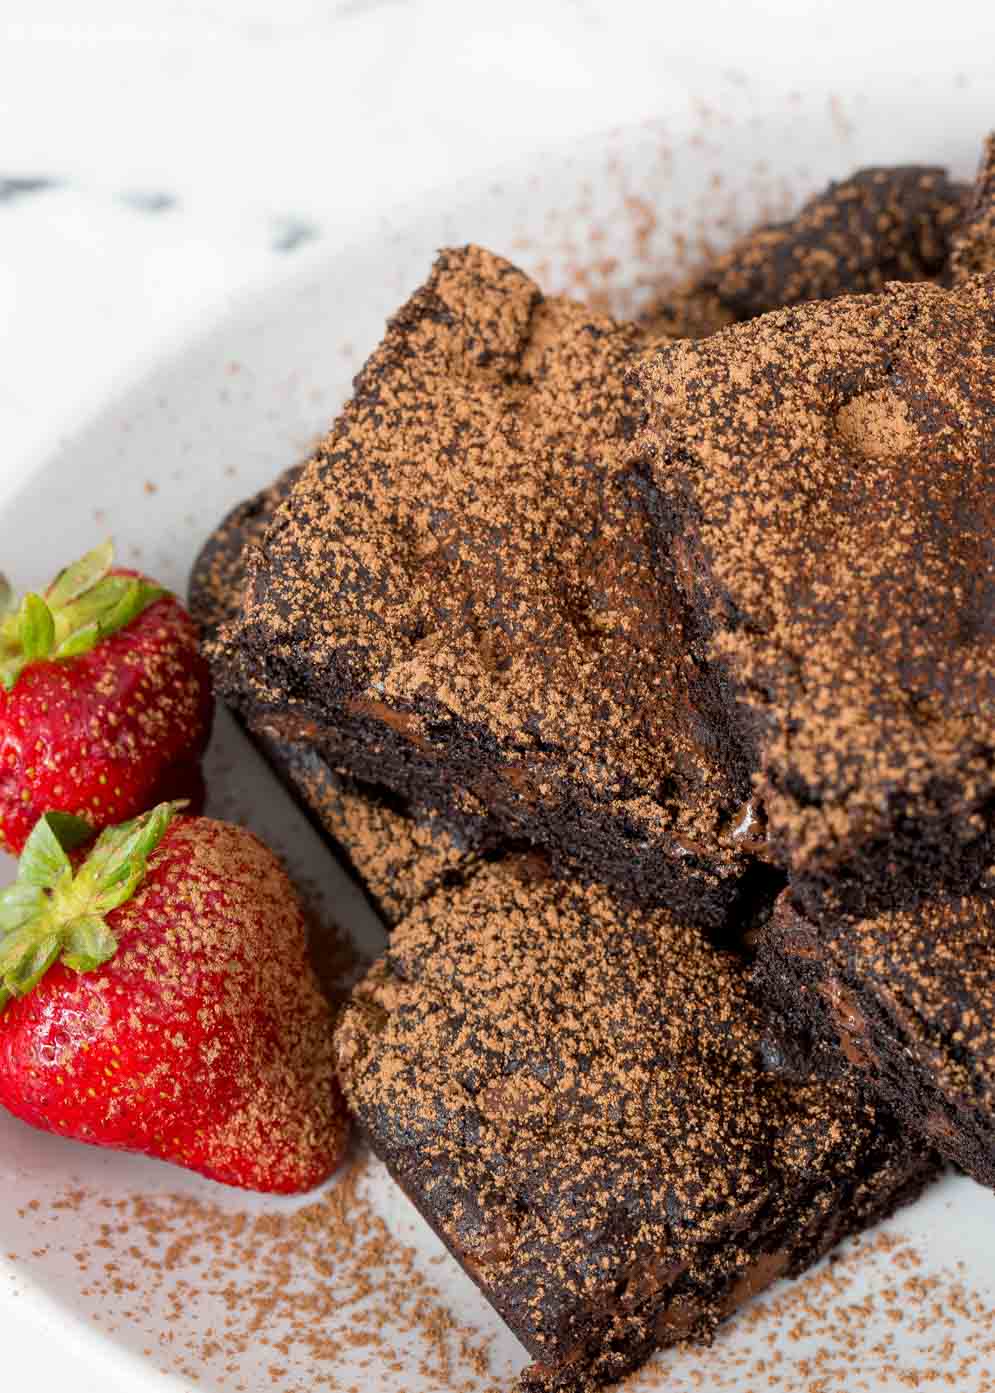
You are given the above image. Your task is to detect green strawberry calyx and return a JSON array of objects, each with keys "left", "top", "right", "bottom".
[
  {"left": 0, "top": 801, "right": 184, "bottom": 1012},
  {"left": 0, "top": 540, "right": 165, "bottom": 692}
]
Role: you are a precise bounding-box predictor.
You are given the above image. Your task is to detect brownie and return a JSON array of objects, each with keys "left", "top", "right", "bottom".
[
  {"left": 638, "top": 273, "right": 995, "bottom": 921},
  {"left": 336, "top": 856, "right": 936, "bottom": 1392},
  {"left": 951, "top": 134, "right": 995, "bottom": 282},
  {"left": 753, "top": 881, "right": 995, "bottom": 1191},
  {"left": 210, "top": 245, "right": 763, "bottom": 929},
  {"left": 189, "top": 470, "right": 490, "bottom": 925},
  {"left": 645, "top": 163, "right": 968, "bottom": 339}
]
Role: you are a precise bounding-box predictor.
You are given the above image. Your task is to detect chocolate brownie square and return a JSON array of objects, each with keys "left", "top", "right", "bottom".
[
  {"left": 336, "top": 856, "right": 936, "bottom": 1392},
  {"left": 638, "top": 273, "right": 995, "bottom": 920},
  {"left": 210, "top": 246, "right": 761, "bottom": 928},
  {"left": 753, "top": 881, "right": 995, "bottom": 1191}
]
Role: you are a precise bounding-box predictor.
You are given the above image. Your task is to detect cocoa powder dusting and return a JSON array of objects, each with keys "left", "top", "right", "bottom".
[
  {"left": 13, "top": 1187, "right": 995, "bottom": 1391},
  {"left": 10, "top": 1150, "right": 501, "bottom": 1392}
]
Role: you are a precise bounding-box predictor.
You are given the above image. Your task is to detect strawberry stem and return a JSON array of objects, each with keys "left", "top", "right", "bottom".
[
  {"left": 0, "top": 542, "right": 166, "bottom": 692},
  {"left": 0, "top": 801, "right": 184, "bottom": 1011}
]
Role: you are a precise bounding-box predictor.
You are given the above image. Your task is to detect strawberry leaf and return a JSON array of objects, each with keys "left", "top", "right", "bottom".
[
  {"left": 82, "top": 802, "right": 178, "bottom": 905},
  {"left": 18, "top": 593, "right": 55, "bottom": 662},
  {"left": 43, "top": 811, "right": 96, "bottom": 852},
  {"left": 62, "top": 915, "right": 117, "bottom": 972},
  {"left": 0, "top": 801, "right": 183, "bottom": 1011},
  {"left": 18, "top": 812, "right": 85, "bottom": 889},
  {"left": 103, "top": 578, "right": 166, "bottom": 635},
  {"left": 91, "top": 862, "right": 147, "bottom": 915},
  {"left": 52, "top": 575, "right": 166, "bottom": 660},
  {"left": 53, "top": 621, "right": 100, "bottom": 660},
  {"left": 0, "top": 655, "right": 27, "bottom": 692},
  {"left": 0, "top": 925, "right": 62, "bottom": 997},
  {"left": 45, "top": 540, "right": 114, "bottom": 609},
  {"left": 0, "top": 576, "right": 14, "bottom": 618},
  {"left": 57, "top": 574, "right": 133, "bottom": 628},
  {"left": 0, "top": 543, "right": 168, "bottom": 690},
  {"left": 0, "top": 881, "right": 46, "bottom": 934}
]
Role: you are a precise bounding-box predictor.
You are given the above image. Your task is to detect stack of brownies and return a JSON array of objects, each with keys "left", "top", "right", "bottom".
[{"left": 192, "top": 135, "right": 995, "bottom": 1392}]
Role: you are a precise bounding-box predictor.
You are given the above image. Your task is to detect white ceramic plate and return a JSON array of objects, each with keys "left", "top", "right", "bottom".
[{"left": 5, "top": 82, "right": 995, "bottom": 1393}]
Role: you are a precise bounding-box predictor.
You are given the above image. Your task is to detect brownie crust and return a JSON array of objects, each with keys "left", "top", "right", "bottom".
[
  {"left": 336, "top": 857, "right": 936, "bottom": 1391},
  {"left": 639, "top": 273, "right": 995, "bottom": 920},
  {"left": 211, "top": 246, "right": 761, "bottom": 927}
]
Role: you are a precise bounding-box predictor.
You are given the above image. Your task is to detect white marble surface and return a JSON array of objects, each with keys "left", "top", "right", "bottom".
[{"left": 3, "top": 0, "right": 995, "bottom": 505}]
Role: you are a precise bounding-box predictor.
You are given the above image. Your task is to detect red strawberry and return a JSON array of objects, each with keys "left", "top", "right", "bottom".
[
  {"left": 0, "top": 542, "right": 213, "bottom": 854},
  {"left": 0, "top": 804, "right": 349, "bottom": 1193}
]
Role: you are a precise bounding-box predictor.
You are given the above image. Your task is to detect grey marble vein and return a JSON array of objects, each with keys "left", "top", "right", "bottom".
[{"left": 0, "top": 176, "right": 60, "bottom": 204}]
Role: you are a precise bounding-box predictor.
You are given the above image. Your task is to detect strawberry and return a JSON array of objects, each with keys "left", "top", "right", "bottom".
[
  {"left": 0, "top": 804, "right": 349, "bottom": 1193},
  {"left": 0, "top": 542, "right": 213, "bottom": 855}
]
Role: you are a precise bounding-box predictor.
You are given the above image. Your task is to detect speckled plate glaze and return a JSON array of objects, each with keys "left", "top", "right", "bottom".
[{"left": 5, "top": 86, "right": 995, "bottom": 1393}]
